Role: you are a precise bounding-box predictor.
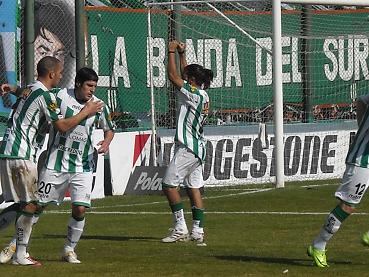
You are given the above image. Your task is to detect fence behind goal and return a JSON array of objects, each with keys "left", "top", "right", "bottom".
[{"left": 146, "top": 1, "right": 369, "bottom": 185}]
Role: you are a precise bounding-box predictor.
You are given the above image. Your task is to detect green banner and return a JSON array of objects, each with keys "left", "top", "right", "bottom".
[{"left": 87, "top": 8, "right": 369, "bottom": 117}]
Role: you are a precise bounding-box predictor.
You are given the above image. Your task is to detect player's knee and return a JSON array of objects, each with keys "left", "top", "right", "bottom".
[
  {"left": 72, "top": 205, "right": 86, "bottom": 219},
  {"left": 21, "top": 202, "right": 38, "bottom": 214},
  {"left": 340, "top": 202, "right": 356, "bottom": 214}
]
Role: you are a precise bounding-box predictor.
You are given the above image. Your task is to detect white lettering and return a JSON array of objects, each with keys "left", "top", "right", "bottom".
[
  {"left": 147, "top": 37, "right": 166, "bottom": 88},
  {"left": 225, "top": 38, "right": 242, "bottom": 87},
  {"left": 185, "top": 39, "right": 204, "bottom": 66},
  {"left": 323, "top": 39, "right": 338, "bottom": 81},
  {"left": 255, "top": 37, "right": 272, "bottom": 86},
  {"left": 113, "top": 37, "right": 131, "bottom": 87},
  {"left": 204, "top": 39, "right": 223, "bottom": 88},
  {"left": 90, "top": 35, "right": 110, "bottom": 86},
  {"left": 354, "top": 36, "right": 369, "bottom": 81}
]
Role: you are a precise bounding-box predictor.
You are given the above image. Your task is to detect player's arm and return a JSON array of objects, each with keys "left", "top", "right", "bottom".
[
  {"left": 356, "top": 95, "right": 369, "bottom": 126},
  {"left": 0, "top": 84, "right": 28, "bottom": 97},
  {"left": 53, "top": 100, "right": 104, "bottom": 133},
  {"left": 96, "top": 130, "right": 114, "bottom": 154},
  {"left": 168, "top": 41, "right": 184, "bottom": 89},
  {"left": 177, "top": 42, "right": 187, "bottom": 79}
]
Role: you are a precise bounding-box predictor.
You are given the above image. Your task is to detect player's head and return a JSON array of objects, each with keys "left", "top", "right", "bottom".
[
  {"left": 36, "top": 56, "right": 63, "bottom": 88},
  {"left": 75, "top": 67, "right": 99, "bottom": 102},
  {"left": 185, "top": 64, "right": 213, "bottom": 90},
  {"left": 34, "top": 0, "right": 74, "bottom": 86},
  {"left": 202, "top": 68, "right": 214, "bottom": 89}
]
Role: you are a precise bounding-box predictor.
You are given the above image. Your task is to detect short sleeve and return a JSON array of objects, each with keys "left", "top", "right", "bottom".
[
  {"left": 99, "top": 104, "right": 115, "bottom": 131},
  {"left": 40, "top": 91, "right": 60, "bottom": 122}
]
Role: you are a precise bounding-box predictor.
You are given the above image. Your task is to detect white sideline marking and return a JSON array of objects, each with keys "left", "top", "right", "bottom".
[
  {"left": 302, "top": 183, "right": 337, "bottom": 188},
  {"left": 43, "top": 210, "right": 369, "bottom": 215},
  {"left": 203, "top": 188, "right": 273, "bottom": 199},
  {"left": 89, "top": 187, "right": 273, "bottom": 209}
]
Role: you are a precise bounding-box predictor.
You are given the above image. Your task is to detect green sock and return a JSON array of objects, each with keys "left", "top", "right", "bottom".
[{"left": 192, "top": 206, "right": 204, "bottom": 228}]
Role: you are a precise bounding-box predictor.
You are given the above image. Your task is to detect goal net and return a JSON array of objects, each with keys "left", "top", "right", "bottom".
[{"left": 147, "top": 0, "right": 369, "bottom": 186}]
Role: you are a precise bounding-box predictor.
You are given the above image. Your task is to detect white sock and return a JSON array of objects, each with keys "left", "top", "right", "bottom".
[
  {"left": 15, "top": 214, "right": 33, "bottom": 259},
  {"left": 64, "top": 217, "right": 85, "bottom": 251},
  {"left": 32, "top": 215, "right": 40, "bottom": 225},
  {"left": 313, "top": 213, "right": 342, "bottom": 251},
  {"left": 192, "top": 221, "right": 203, "bottom": 234},
  {"left": 173, "top": 209, "right": 187, "bottom": 231}
]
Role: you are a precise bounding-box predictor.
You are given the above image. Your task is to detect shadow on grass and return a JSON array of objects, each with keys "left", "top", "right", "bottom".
[
  {"left": 43, "top": 234, "right": 158, "bottom": 242},
  {"left": 215, "top": 255, "right": 352, "bottom": 267}
]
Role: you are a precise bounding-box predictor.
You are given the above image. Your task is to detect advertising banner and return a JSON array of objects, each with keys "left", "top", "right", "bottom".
[
  {"left": 108, "top": 124, "right": 355, "bottom": 194},
  {"left": 86, "top": 8, "right": 369, "bottom": 115},
  {"left": 125, "top": 166, "right": 166, "bottom": 195},
  {"left": 109, "top": 131, "right": 152, "bottom": 195}
]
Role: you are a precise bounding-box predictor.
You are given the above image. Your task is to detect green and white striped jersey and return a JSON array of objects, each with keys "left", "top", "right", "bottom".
[
  {"left": 0, "top": 81, "right": 60, "bottom": 161},
  {"left": 45, "top": 88, "right": 114, "bottom": 173},
  {"left": 346, "top": 94, "right": 369, "bottom": 167},
  {"left": 175, "top": 81, "right": 209, "bottom": 161}
]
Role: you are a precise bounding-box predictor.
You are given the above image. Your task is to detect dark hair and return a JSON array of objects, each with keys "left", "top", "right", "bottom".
[
  {"left": 34, "top": 1, "right": 74, "bottom": 54},
  {"left": 184, "top": 64, "right": 213, "bottom": 89},
  {"left": 37, "top": 56, "right": 61, "bottom": 77},
  {"left": 75, "top": 67, "right": 99, "bottom": 86},
  {"left": 202, "top": 68, "right": 214, "bottom": 89}
]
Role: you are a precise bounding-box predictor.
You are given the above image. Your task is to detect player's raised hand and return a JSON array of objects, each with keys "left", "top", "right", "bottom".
[
  {"left": 177, "top": 42, "right": 186, "bottom": 53},
  {"left": 0, "top": 84, "right": 17, "bottom": 96},
  {"left": 168, "top": 40, "right": 179, "bottom": 52}
]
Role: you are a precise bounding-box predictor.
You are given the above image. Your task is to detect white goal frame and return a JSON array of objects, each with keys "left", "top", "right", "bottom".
[{"left": 147, "top": 0, "right": 367, "bottom": 188}]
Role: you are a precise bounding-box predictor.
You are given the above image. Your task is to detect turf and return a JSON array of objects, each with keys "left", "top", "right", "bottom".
[{"left": 1, "top": 179, "right": 369, "bottom": 276}]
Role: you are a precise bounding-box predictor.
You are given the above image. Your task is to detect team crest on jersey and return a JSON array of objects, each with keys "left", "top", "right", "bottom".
[
  {"left": 48, "top": 102, "right": 58, "bottom": 112},
  {"left": 21, "top": 88, "right": 32, "bottom": 99}
]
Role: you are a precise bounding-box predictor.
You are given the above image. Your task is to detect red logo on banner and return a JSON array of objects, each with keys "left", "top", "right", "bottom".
[{"left": 133, "top": 134, "right": 150, "bottom": 166}]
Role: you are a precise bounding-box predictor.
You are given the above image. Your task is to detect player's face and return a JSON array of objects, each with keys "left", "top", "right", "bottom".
[
  {"left": 76, "top": 80, "right": 97, "bottom": 102},
  {"left": 34, "top": 28, "right": 65, "bottom": 77},
  {"left": 50, "top": 63, "right": 63, "bottom": 88}
]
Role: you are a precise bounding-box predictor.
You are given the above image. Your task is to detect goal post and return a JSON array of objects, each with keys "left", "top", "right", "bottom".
[{"left": 146, "top": 0, "right": 369, "bottom": 188}]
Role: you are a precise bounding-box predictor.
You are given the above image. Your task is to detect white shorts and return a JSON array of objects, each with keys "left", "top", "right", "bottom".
[
  {"left": 0, "top": 159, "right": 38, "bottom": 203},
  {"left": 335, "top": 165, "right": 369, "bottom": 205},
  {"left": 38, "top": 167, "right": 93, "bottom": 207},
  {"left": 162, "top": 145, "right": 204, "bottom": 189}
]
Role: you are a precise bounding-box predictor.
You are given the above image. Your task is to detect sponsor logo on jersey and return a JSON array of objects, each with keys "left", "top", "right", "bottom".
[
  {"left": 348, "top": 193, "right": 361, "bottom": 201},
  {"left": 57, "top": 144, "right": 83, "bottom": 155},
  {"left": 69, "top": 134, "right": 87, "bottom": 143},
  {"left": 72, "top": 105, "right": 82, "bottom": 111}
]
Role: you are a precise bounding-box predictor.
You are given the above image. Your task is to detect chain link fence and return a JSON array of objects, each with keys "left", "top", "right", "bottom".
[{"left": 1, "top": 1, "right": 368, "bottom": 135}]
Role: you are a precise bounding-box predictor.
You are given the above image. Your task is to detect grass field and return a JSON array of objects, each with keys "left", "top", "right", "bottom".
[{"left": 1, "top": 179, "right": 369, "bottom": 276}]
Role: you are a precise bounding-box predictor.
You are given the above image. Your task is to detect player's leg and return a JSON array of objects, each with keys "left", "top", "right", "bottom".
[
  {"left": 308, "top": 165, "right": 369, "bottom": 268},
  {"left": 13, "top": 201, "right": 41, "bottom": 266},
  {"left": 0, "top": 203, "right": 42, "bottom": 264},
  {"left": 62, "top": 204, "right": 86, "bottom": 264},
  {"left": 186, "top": 161, "right": 206, "bottom": 246},
  {"left": 62, "top": 172, "right": 92, "bottom": 264},
  {"left": 161, "top": 146, "right": 191, "bottom": 243},
  {"left": 2, "top": 159, "right": 41, "bottom": 266}
]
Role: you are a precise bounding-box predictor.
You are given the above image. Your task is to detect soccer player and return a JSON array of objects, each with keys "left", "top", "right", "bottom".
[
  {"left": 0, "top": 57, "right": 103, "bottom": 266},
  {"left": 307, "top": 93, "right": 369, "bottom": 268},
  {"left": 161, "top": 41, "right": 213, "bottom": 246},
  {"left": 34, "top": 67, "right": 114, "bottom": 264}
]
